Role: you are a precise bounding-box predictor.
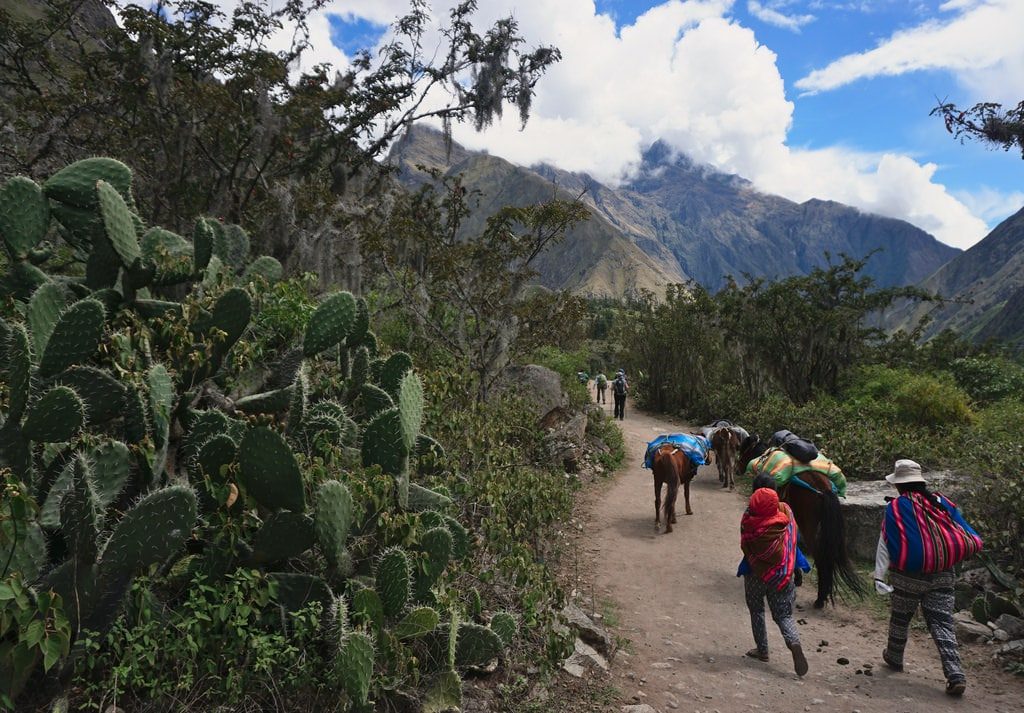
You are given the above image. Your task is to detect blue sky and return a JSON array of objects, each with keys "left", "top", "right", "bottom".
[{"left": 322, "top": 1, "right": 1022, "bottom": 247}]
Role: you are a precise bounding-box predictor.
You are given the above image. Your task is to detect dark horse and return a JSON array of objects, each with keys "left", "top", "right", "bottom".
[
  {"left": 651, "top": 444, "right": 698, "bottom": 533},
  {"left": 710, "top": 427, "right": 741, "bottom": 490},
  {"left": 739, "top": 435, "right": 865, "bottom": 608}
]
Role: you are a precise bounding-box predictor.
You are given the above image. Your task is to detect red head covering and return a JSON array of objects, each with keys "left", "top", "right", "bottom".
[{"left": 748, "top": 487, "right": 779, "bottom": 517}]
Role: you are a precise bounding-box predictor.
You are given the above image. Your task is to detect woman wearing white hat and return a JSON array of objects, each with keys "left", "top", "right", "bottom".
[{"left": 873, "top": 459, "right": 983, "bottom": 697}]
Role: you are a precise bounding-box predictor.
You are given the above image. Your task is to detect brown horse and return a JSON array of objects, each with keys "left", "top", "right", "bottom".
[
  {"left": 740, "top": 437, "right": 865, "bottom": 607},
  {"left": 651, "top": 444, "right": 698, "bottom": 533},
  {"left": 711, "top": 428, "right": 740, "bottom": 490}
]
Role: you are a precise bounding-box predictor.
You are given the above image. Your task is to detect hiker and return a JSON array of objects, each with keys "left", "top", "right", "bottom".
[
  {"left": 611, "top": 369, "right": 628, "bottom": 420},
  {"left": 576, "top": 370, "right": 589, "bottom": 385},
  {"left": 874, "top": 459, "right": 982, "bottom": 697},
  {"left": 738, "top": 485, "right": 808, "bottom": 676},
  {"left": 595, "top": 372, "right": 607, "bottom": 404}
]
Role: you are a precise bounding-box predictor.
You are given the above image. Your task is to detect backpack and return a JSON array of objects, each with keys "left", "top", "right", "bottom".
[
  {"left": 883, "top": 492, "right": 983, "bottom": 574},
  {"left": 613, "top": 376, "right": 627, "bottom": 395},
  {"left": 596, "top": 374, "right": 607, "bottom": 387},
  {"left": 770, "top": 429, "right": 818, "bottom": 462}
]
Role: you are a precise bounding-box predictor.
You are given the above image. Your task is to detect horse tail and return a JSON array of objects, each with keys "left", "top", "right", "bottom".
[
  {"left": 816, "top": 488, "right": 866, "bottom": 602},
  {"left": 664, "top": 452, "right": 680, "bottom": 526}
]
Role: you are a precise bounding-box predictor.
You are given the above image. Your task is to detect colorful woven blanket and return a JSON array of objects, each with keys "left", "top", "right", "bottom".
[
  {"left": 744, "top": 447, "right": 847, "bottom": 497},
  {"left": 883, "top": 492, "right": 983, "bottom": 574},
  {"left": 740, "top": 489, "right": 798, "bottom": 591},
  {"left": 643, "top": 433, "right": 710, "bottom": 469}
]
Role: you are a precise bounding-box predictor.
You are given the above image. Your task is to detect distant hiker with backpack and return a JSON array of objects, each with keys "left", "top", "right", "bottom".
[
  {"left": 874, "top": 459, "right": 982, "bottom": 697},
  {"left": 612, "top": 370, "right": 628, "bottom": 420},
  {"left": 595, "top": 373, "right": 608, "bottom": 404}
]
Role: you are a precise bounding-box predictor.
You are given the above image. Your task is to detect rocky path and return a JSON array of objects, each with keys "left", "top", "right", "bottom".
[{"left": 569, "top": 406, "right": 1024, "bottom": 713}]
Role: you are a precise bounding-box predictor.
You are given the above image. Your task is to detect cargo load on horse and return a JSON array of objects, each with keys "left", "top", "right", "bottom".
[
  {"left": 643, "top": 433, "right": 710, "bottom": 469},
  {"left": 744, "top": 447, "right": 847, "bottom": 498}
]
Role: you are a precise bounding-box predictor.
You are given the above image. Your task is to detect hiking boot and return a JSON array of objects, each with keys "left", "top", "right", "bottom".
[
  {"left": 946, "top": 680, "right": 966, "bottom": 697},
  {"left": 745, "top": 648, "right": 769, "bottom": 662},
  {"left": 882, "top": 649, "right": 904, "bottom": 672},
  {"left": 788, "top": 642, "right": 808, "bottom": 676}
]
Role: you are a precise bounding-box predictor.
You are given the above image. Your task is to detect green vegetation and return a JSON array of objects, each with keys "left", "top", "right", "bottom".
[{"left": 0, "top": 154, "right": 614, "bottom": 710}]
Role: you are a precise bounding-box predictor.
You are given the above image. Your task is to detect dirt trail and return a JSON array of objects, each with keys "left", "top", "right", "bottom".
[{"left": 574, "top": 406, "right": 1024, "bottom": 713}]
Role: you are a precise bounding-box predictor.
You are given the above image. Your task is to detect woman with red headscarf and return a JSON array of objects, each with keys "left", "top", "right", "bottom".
[{"left": 739, "top": 486, "right": 808, "bottom": 675}]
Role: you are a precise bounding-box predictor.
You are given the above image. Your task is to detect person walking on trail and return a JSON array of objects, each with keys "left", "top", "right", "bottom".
[
  {"left": 611, "top": 370, "right": 628, "bottom": 420},
  {"left": 874, "top": 459, "right": 983, "bottom": 697},
  {"left": 595, "top": 372, "right": 607, "bottom": 404},
  {"left": 737, "top": 484, "right": 808, "bottom": 676}
]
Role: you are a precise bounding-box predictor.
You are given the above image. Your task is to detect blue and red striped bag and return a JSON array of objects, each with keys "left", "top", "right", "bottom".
[{"left": 883, "top": 492, "right": 983, "bottom": 574}]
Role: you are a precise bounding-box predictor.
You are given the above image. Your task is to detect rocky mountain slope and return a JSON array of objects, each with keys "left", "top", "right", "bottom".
[
  {"left": 390, "top": 128, "right": 960, "bottom": 296},
  {"left": 885, "top": 207, "right": 1024, "bottom": 345}
]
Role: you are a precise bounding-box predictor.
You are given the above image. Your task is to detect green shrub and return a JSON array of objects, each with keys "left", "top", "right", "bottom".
[
  {"left": 950, "top": 356, "right": 1024, "bottom": 405},
  {"left": 892, "top": 373, "right": 974, "bottom": 427},
  {"left": 527, "top": 345, "right": 590, "bottom": 407}
]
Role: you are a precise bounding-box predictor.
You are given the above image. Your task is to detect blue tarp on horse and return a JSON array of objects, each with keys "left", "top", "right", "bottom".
[{"left": 643, "top": 433, "right": 711, "bottom": 469}]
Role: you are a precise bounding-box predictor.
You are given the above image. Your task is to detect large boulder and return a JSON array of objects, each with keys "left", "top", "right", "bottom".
[
  {"left": 841, "top": 472, "right": 969, "bottom": 562},
  {"left": 496, "top": 364, "right": 567, "bottom": 420}
]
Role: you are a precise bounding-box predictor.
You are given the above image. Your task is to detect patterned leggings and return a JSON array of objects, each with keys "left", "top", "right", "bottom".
[
  {"left": 744, "top": 575, "right": 800, "bottom": 653},
  {"left": 887, "top": 570, "right": 965, "bottom": 684}
]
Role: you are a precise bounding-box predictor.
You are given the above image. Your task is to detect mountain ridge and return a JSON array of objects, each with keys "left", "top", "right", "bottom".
[{"left": 390, "top": 127, "right": 961, "bottom": 297}]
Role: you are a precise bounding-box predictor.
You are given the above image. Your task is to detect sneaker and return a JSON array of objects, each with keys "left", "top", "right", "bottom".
[
  {"left": 946, "top": 680, "right": 966, "bottom": 697},
  {"left": 745, "top": 648, "right": 769, "bottom": 662},
  {"left": 882, "top": 649, "right": 904, "bottom": 672},
  {"left": 789, "top": 643, "right": 808, "bottom": 676}
]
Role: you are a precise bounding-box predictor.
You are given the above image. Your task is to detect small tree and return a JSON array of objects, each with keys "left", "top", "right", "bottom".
[
  {"left": 364, "top": 174, "right": 588, "bottom": 400},
  {"left": 715, "top": 254, "right": 932, "bottom": 404}
]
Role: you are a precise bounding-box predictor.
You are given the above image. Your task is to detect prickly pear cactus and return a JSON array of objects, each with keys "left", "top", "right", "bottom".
[
  {"left": 38, "top": 298, "right": 105, "bottom": 377},
  {"left": 376, "top": 547, "right": 411, "bottom": 618},
  {"left": 314, "top": 480, "right": 354, "bottom": 572},
  {"left": 0, "top": 176, "right": 50, "bottom": 258},
  {"left": 337, "top": 632, "right": 374, "bottom": 708},
  {"left": 454, "top": 622, "right": 503, "bottom": 668},
  {"left": 303, "top": 291, "right": 357, "bottom": 357},
  {"left": 238, "top": 427, "right": 306, "bottom": 512}
]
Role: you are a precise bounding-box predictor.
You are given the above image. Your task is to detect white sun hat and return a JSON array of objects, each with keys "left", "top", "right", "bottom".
[{"left": 885, "top": 459, "right": 926, "bottom": 485}]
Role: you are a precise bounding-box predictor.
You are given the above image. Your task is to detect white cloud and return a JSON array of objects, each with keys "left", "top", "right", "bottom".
[
  {"left": 795, "top": 0, "right": 1024, "bottom": 102},
  {"left": 123, "top": 1, "right": 994, "bottom": 249},
  {"left": 747, "top": 1, "right": 815, "bottom": 32},
  {"left": 954, "top": 187, "right": 1024, "bottom": 225}
]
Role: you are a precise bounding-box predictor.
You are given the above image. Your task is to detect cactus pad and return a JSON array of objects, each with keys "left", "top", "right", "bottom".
[
  {"left": 408, "top": 484, "right": 453, "bottom": 513},
  {"left": 397, "top": 371, "right": 424, "bottom": 451},
  {"left": 349, "top": 297, "right": 370, "bottom": 346},
  {"left": 337, "top": 633, "right": 374, "bottom": 707},
  {"left": 141, "top": 227, "right": 193, "bottom": 284},
  {"left": 214, "top": 223, "right": 250, "bottom": 269},
  {"left": 361, "top": 407, "right": 407, "bottom": 476},
  {"left": 209, "top": 287, "right": 251, "bottom": 354},
  {"left": 181, "top": 409, "right": 231, "bottom": 464},
  {"left": 250, "top": 512, "right": 315, "bottom": 564},
  {"left": 357, "top": 384, "right": 393, "bottom": 421},
  {"left": 55, "top": 370, "right": 122, "bottom": 422},
  {"left": 38, "top": 298, "right": 105, "bottom": 377},
  {"left": 351, "top": 587, "right": 385, "bottom": 634},
  {"left": 0, "top": 176, "right": 51, "bottom": 257},
  {"left": 99, "top": 484, "right": 197, "bottom": 577},
  {"left": 244, "top": 255, "right": 283, "bottom": 284},
  {"left": 314, "top": 479, "right": 354, "bottom": 569},
  {"left": 303, "top": 291, "right": 357, "bottom": 357},
  {"left": 44, "top": 157, "right": 132, "bottom": 209},
  {"left": 380, "top": 352, "right": 414, "bottom": 397},
  {"left": 132, "top": 298, "right": 183, "bottom": 320},
  {"left": 286, "top": 363, "right": 309, "bottom": 437},
  {"left": 489, "top": 612, "right": 517, "bottom": 647},
  {"left": 4, "top": 323, "right": 31, "bottom": 422},
  {"left": 350, "top": 346, "right": 369, "bottom": 389},
  {"left": 122, "top": 386, "right": 150, "bottom": 444},
  {"left": 238, "top": 426, "right": 306, "bottom": 512},
  {"left": 376, "top": 547, "right": 411, "bottom": 618},
  {"left": 96, "top": 179, "right": 141, "bottom": 266},
  {"left": 192, "top": 218, "right": 214, "bottom": 272},
  {"left": 147, "top": 363, "right": 174, "bottom": 450},
  {"left": 23, "top": 385, "right": 85, "bottom": 442},
  {"left": 191, "top": 434, "right": 237, "bottom": 483},
  {"left": 454, "top": 623, "right": 503, "bottom": 668},
  {"left": 0, "top": 519, "right": 47, "bottom": 585},
  {"left": 27, "top": 281, "right": 68, "bottom": 356},
  {"left": 393, "top": 606, "right": 440, "bottom": 640},
  {"left": 423, "top": 670, "right": 462, "bottom": 713},
  {"left": 420, "top": 526, "right": 453, "bottom": 583},
  {"left": 61, "top": 455, "right": 100, "bottom": 564}
]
